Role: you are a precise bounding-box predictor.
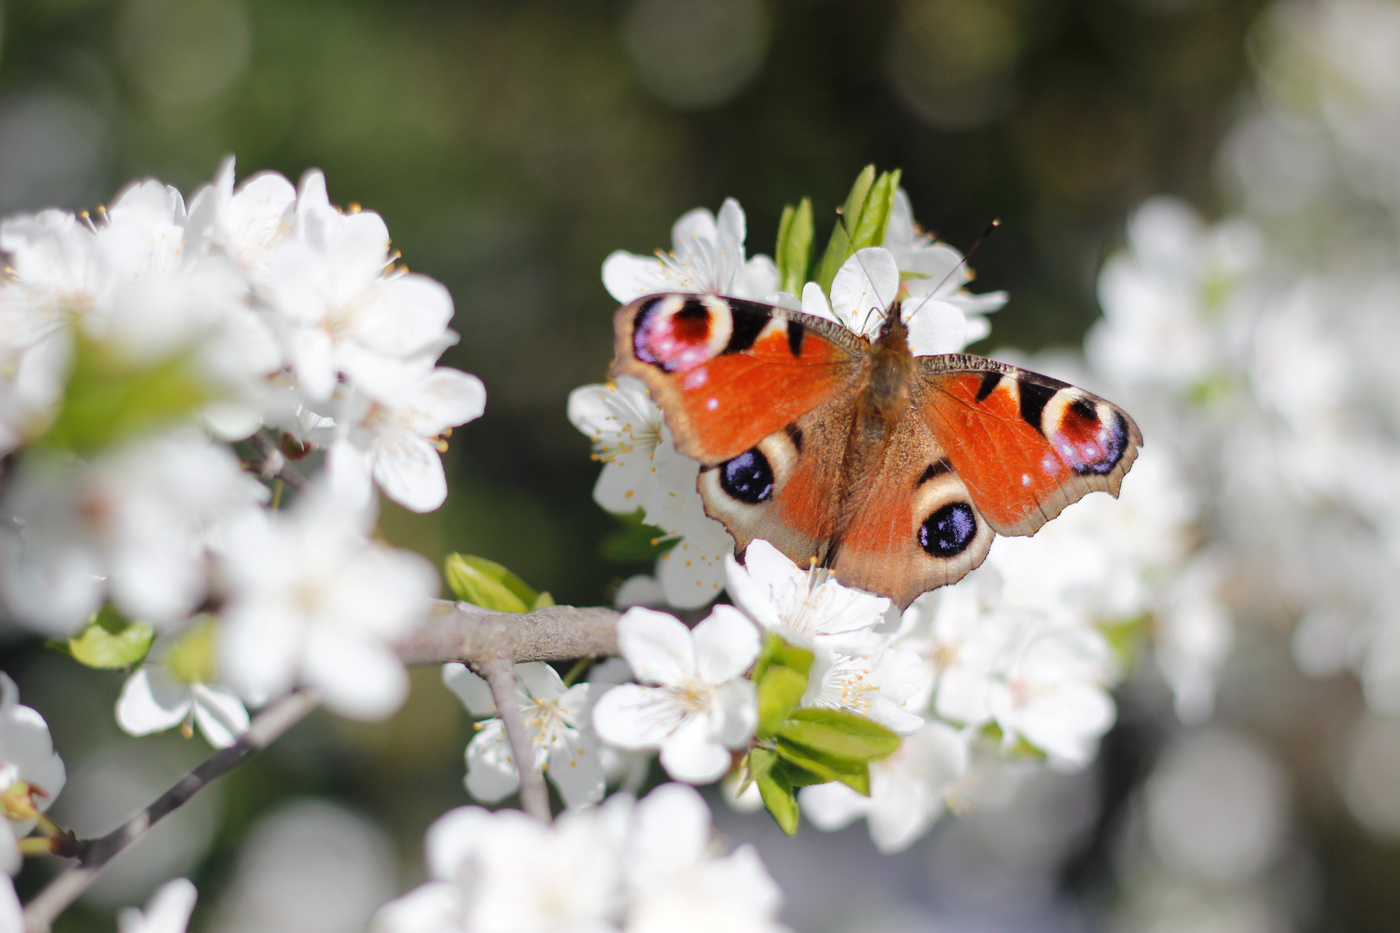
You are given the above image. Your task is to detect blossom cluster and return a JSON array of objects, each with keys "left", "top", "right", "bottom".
[
  {"left": 0, "top": 159, "right": 485, "bottom": 744},
  {"left": 372, "top": 782, "right": 787, "bottom": 933}
]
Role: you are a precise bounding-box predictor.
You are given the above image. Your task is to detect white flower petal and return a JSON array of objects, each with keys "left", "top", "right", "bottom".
[
  {"left": 465, "top": 720, "right": 522, "bottom": 802},
  {"left": 691, "top": 605, "right": 761, "bottom": 685},
  {"left": 115, "top": 667, "right": 191, "bottom": 737},
  {"left": 592, "top": 683, "right": 686, "bottom": 749},
  {"left": 303, "top": 630, "right": 408, "bottom": 721},
  {"left": 830, "top": 248, "right": 901, "bottom": 336},
  {"left": 658, "top": 714, "right": 732, "bottom": 784},
  {"left": 190, "top": 684, "right": 250, "bottom": 748},
  {"left": 443, "top": 662, "right": 497, "bottom": 717},
  {"left": 617, "top": 607, "right": 696, "bottom": 685},
  {"left": 903, "top": 299, "right": 967, "bottom": 356},
  {"left": 547, "top": 729, "right": 607, "bottom": 810}
]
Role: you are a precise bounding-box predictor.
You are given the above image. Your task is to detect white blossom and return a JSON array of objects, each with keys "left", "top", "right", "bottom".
[
  {"left": 0, "top": 428, "right": 263, "bottom": 636},
  {"left": 116, "top": 619, "right": 250, "bottom": 748},
  {"left": 602, "top": 198, "right": 778, "bottom": 304},
  {"left": 592, "top": 606, "right": 759, "bottom": 784},
  {"left": 261, "top": 170, "right": 457, "bottom": 404},
  {"left": 799, "top": 720, "right": 969, "bottom": 853},
  {"left": 444, "top": 661, "right": 606, "bottom": 811},
  {"left": 724, "top": 539, "right": 891, "bottom": 654},
  {"left": 624, "top": 783, "right": 787, "bottom": 933},
  {"left": 567, "top": 378, "right": 729, "bottom": 608},
  {"left": 371, "top": 783, "right": 786, "bottom": 933},
  {"left": 0, "top": 673, "right": 66, "bottom": 875},
  {"left": 117, "top": 877, "right": 198, "bottom": 933},
  {"left": 323, "top": 363, "right": 487, "bottom": 513},
  {"left": 218, "top": 482, "right": 437, "bottom": 720}
]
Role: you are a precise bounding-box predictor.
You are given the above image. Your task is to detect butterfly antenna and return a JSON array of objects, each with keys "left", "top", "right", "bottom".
[{"left": 905, "top": 218, "right": 1001, "bottom": 322}]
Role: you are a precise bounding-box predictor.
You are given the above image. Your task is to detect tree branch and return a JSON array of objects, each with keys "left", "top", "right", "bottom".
[
  {"left": 22, "top": 601, "right": 621, "bottom": 931},
  {"left": 478, "top": 655, "right": 552, "bottom": 822},
  {"left": 22, "top": 689, "right": 322, "bottom": 933}
]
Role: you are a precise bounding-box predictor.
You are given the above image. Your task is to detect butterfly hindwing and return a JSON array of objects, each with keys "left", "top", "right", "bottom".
[
  {"left": 612, "top": 294, "right": 863, "bottom": 463},
  {"left": 918, "top": 356, "right": 1143, "bottom": 537},
  {"left": 697, "top": 395, "right": 856, "bottom": 568},
  {"left": 826, "top": 414, "right": 996, "bottom": 610}
]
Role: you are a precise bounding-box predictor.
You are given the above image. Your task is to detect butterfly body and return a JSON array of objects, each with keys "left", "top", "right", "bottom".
[{"left": 612, "top": 293, "right": 1142, "bottom": 609}]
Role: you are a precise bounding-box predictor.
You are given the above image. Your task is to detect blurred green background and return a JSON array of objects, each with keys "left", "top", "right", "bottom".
[{"left": 0, "top": 0, "right": 1281, "bottom": 930}]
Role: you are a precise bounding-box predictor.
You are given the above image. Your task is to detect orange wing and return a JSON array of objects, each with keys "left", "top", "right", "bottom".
[
  {"left": 612, "top": 294, "right": 864, "bottom": 463},
  {"left": 917, "top": 356, "right": 1143, "bottom": 537}
]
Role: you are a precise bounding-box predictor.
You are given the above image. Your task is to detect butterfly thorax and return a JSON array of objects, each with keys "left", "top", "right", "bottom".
[{"left": 861, "top": 303, "right": 915, "bottom": 430}]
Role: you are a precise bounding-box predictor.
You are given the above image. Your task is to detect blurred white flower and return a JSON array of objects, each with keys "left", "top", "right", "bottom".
[
  {"left": 374, "top": 799, "right": 627, "bottom": 933},
  {"left": 568, "top": 377, "right": 730, "bottom": 608},
  {"left": 986, "top": 620, "right": 1116, "bottom": 768},
  {"left": 324, "top": 363, "right": 486, "bottom": 513},
  {"left": 1, "top": 874, "right": 19, "bottom": 931},
  {"left": 800, "top": 720, "right": 968, "bottom": 854},
  {"left": 116, "top": 619, "right": 250, "bottom": 748},
  {"left": 897, "top": 571, "right": 1117, "bottom": 767},
  {"left": 185, "top": 156, "right": 296, "bottom": 278},
  {"left": 444, "top": 661, "right": 606, "bottom": 811},
  {"left": 0, "top": 672, "right": 67, "bottom": 875},
  {"left": 372, "top": 783, "right": 786, "bottom": 933},
  {"left": 592, "top": 606, "right": 759, "bottom": 784},
  {"left": 117, "top": 877, "right": 198, "bottom": 933},
  {"left": 0, "top": 428, "right": 262, "bottom": 635},
  {"left": 602, "top": 198, "right": 778, "bottom": 303},
  {"left": 1088, "top": 197, "right": 1261, "bottom": 393},
  {"left": 217, "top": 482, "right": 437, "bottom": 720},
  {"left": 625, "top": 783, "right": 788, "bottom": 933}
]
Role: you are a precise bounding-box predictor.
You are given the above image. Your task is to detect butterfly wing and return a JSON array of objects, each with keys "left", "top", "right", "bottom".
[
  {"left": 696, "top": 394, "right": 857, "bottom": 569},
  {"left": 612, "top": 294, "right": 865, "bottom": 463},
  {"left": 824, "top": 413, "right": 996, "bottom": 610},
  {"left": 918, "top": 355, "right": 1143, "bottom": 536}
]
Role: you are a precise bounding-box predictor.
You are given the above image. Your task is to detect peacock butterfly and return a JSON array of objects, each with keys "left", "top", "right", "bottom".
[{"left": 612, "top": 292, "right": 1142, "bottom": 610}]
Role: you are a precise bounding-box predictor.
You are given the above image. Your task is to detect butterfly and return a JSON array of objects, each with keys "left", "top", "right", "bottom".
[{"left": 611, "top": 292, "right": 1142, "bottom": 610}]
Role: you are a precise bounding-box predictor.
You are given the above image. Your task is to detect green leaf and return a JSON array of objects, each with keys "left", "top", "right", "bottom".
[
  {"left": 531, "top": 590, "right": 556, "bottom": 610},
  {"left": 65, "top": 605, "right": 155, "bottom": 669},
  {"left": 775, "top": 740, "right": 871, "bottom": 795},
  {"left": 443, "top": 553, "right": 538, "bottom": 613},
  {"left": 166, "top": 616, "right": 217, "bottom": 685},
  {"left": 751, "top": 632, "right": 815, "bottom": 685},
  {"left": 776, "top": 198, "right": 814, "bottom": 295},
  {"left": 812, "top": 166, "right": 903, "bottom": 295},
  {"left": 741, "top": 745, "right": 777, "bottom": 793},
  {"left": 756, "top": 769, "right": 800, "bottom": 835},
  {"left": 849, "top": 168, "right": 901, "bottom": 254},
  {"left": 601, "top": 510, "right": 673, "bottom": 562},
  {"left": 756, "top": 666, "right": 809, "bottom": 739},
  {"left": 40, "top": 337, "right": 211, "bottom": 454},
  {"left": 813, "top": 165, "right": 875, "bottom": 293},
  {"left": 776, "top": 708, "right": 902, "bottom": 763}
]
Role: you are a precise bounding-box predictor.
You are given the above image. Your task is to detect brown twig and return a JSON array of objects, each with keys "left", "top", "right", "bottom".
[
  {"left": 21, "top": 689, "right": 322, "bottom": 933},
  {"left": 22, "top": 601, "right": 621, "bottom": 931},
  {"left": 478, "top": 655, "right": 552, "bottom": 822}
]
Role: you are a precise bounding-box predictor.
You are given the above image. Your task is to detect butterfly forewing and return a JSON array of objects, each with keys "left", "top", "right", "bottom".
[
  {"left": 612, "top": 294, "right": 864, "bottom": 463},
  {"left": 917, "top": 356, "right": 1143, "bottom": 537}
]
